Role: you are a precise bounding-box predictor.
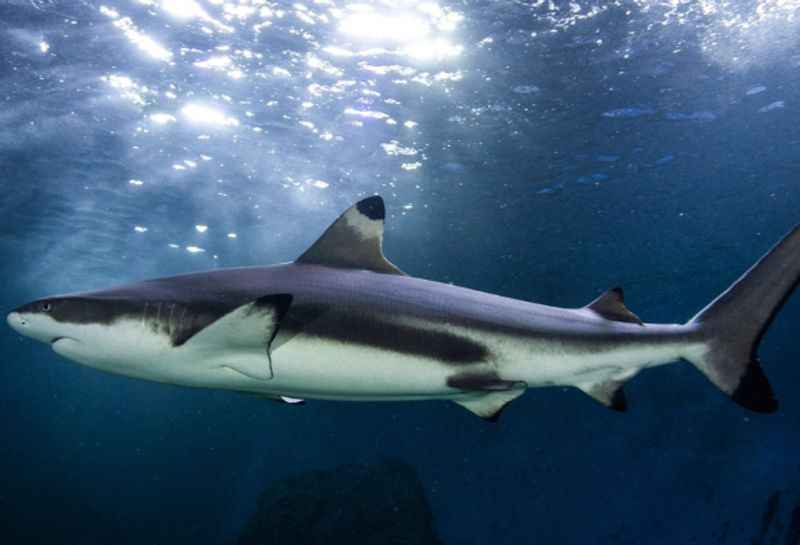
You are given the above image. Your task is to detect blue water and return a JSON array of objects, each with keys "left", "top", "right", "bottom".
[{"left": 2, "top": 1, "right": 800, "bottom": 544}]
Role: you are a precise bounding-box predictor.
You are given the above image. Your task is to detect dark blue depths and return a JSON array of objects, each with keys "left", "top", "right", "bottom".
[{"left": 1, "top": 1, "right": 799, "bottom": 544}]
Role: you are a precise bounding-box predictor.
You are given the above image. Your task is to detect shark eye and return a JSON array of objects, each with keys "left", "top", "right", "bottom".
[{"left": 41, "top": 302, "right": 52, "bottom": 312}]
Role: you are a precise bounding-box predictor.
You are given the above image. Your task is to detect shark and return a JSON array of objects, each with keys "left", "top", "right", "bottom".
[{"left": 6, "top": 196, "right": 798, "bottom": 419}]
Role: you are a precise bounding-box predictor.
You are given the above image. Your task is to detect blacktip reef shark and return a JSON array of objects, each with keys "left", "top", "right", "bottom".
[{"left": 6, "top": 196, "right": 798, "bottom": 420}]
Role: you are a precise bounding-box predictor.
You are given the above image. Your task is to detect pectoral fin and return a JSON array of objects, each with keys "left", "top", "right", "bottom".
[
  {"left": 184, "top": 294, "right": 293, "bottom": 380},
  {"left": 223, "top": 363, "right": 273, "bottom": 381}
]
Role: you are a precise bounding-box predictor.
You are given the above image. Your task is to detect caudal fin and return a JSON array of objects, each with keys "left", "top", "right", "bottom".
[{"left": 686, "top": 225, "right": 800, "bottom": 413}]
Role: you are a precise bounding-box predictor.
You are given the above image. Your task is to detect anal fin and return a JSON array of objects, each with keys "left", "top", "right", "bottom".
[{"left": 577, "top": 381, "right": 627, "bottom": 412}]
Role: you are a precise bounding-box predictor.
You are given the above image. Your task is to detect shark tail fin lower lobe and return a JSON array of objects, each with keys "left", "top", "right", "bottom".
[{"left": 685, "top": 224, "right": 800, "bottom": 413}]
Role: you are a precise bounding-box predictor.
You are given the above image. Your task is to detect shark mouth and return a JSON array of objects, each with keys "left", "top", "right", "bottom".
[{"left": 50, "top": 336, "right": 76, "bottom": 345}]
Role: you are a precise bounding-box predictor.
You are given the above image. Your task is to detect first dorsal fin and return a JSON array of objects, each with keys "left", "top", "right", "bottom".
[
  {"left": 585, "top": 287, "right": 643, "bottom": 325},
  {"left": 296, "top": 196, "right": 405, "bottom": 275}
]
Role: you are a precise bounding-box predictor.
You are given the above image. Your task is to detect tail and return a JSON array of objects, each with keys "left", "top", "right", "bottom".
[{"left": 685, "top": 225, "right": 800, "bottom": 413}]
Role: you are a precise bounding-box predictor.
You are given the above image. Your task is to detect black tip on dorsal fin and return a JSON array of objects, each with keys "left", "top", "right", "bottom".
[
  {"left": 585, "top": 287, "right": 644, "bottom": 325},
  {"left": 295, "top": 196, "right": 405, "bottom": 275},
  {"left": 356, "top": 196, "right": 385, "bottom": 220}
]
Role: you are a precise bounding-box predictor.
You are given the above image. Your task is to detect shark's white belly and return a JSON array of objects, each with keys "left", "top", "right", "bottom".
[
  {"left": 50, "top": 316, "right": 697, "bottom": 404},
  {"left": 267, "top": 337, "right": 465, "bottom": 400},
  {"left": 56, "top": 319, "right": 468, "bottom": 400},
  {"left": 167, "top": 331, "right": 683, "bottom": 401},
  {"left": 164, "top": 339, "right": 474, "bottom": 402}
]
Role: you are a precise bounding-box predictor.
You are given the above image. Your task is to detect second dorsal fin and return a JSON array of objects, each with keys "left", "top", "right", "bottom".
[
  {"left": 585, "top": 287, "right": 643, "bottom": 325},
  {"left": 295, "top": 196, "right": 405, "bottom": 275}
]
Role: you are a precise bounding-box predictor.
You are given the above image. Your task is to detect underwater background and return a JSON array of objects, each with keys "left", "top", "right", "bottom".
[{"left": 1, "top": 0, "right": 800, "bottom": 543}]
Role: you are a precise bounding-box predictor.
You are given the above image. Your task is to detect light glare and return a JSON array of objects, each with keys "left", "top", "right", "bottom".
[
  {"left": 181, "top": 103, "right": 239, "bottom": 127},
  {"left": 339, "top": 13, "right": 430, "bottom": 42}
]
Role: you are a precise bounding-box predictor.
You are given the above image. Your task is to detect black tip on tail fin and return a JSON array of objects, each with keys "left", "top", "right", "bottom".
[
  {"left": 609, "top": 387, "right": 628, "bottom": 412},
  {"left": 686, "top": 225, "right": 800, "bottom": 413},
  {"left": 731, "top": 359, "right": 778, "bottom": 413}
]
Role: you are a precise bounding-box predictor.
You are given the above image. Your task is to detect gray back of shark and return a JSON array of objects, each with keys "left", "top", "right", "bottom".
[{"left": 7, "top": 196, "right": 800, "bottom": 420}]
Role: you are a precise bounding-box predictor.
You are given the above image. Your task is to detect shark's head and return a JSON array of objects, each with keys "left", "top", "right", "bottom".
[
  {"left": 9, "top": 296, "right": 84, "bottom": 343},
  {"left": 5, "top": 279, "right": 296, "bottom": 391},
  {"left": 6, "top": 294, "right": 150, "bottom": 369},
  {"left": 6, "top": 283, "right": 249, "bottom": 380}
]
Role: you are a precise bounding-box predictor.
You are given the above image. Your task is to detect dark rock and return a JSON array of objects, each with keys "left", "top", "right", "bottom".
[
  {"left": 751, "top": 489, "right": 800, "bottom": 545},
  {"left": 756, "top": 491, "right": 781, "bottom": 544},
  {"left": 787, "top": 504, "right": 800, "bottom": 545},
  {"left": 237, "top": 459, "right": 443, "bottom": 545}
]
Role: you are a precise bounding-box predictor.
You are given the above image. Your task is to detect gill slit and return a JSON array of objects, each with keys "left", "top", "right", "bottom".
[{"left": 168, "top": 303, "right": 176, "bottom": 337}]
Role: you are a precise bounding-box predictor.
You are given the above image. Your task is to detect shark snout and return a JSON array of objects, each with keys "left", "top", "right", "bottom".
[
  {"left": 7, "top": 307, "right": 62, "bottom": 344},
  {"left": 6, "top": 311, "right": 28, "bottom": 332}
]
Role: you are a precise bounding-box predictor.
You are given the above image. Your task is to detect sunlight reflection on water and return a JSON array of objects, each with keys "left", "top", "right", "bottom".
[
  {"left": 86, "top": 0, "right": 469, "bottom": 257},
  {"left": 6, "top": 0, "right": 799, "bottom": 290}
]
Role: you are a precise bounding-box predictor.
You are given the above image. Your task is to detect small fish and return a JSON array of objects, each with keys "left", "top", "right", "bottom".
[
  {"left": 602, "top": 107, "right": 656, "bottom": 119},
  {"left": 746, "top": 85, "right": 767, "bottom": 96},
  {"left": 759, "top": 101, "right": 785, "bottom": 113}
]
